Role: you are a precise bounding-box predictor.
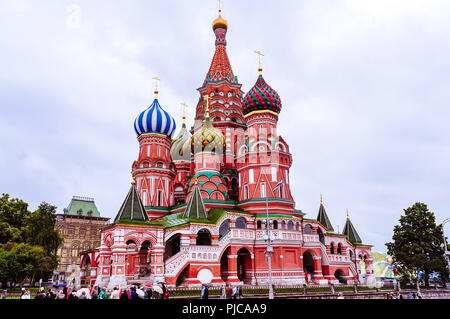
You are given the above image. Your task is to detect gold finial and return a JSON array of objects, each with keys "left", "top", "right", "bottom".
[
  {"left": 132, "top": 166, "right": 136, "bottom": 184},
  {"left": 203, "top": 94, "right": 210, "bottom": 118},
  {"left": 194, "top": 173, "right": 198, "bottom": 185},
  {"left": 152, "top": 76, "right": 160, "bottom": 99},
  {"left": 346, "top": 209, "right": 350, "bottom": 219},
  {"left": 212, "top": 0, "right": 228, "bottom": 30},
  {"left": 320, "top": 194, "right": 323, "bottom": 205},
  {"left": 254, "top": 50, "right": 264, "bottom": 75},
  {"left": 181, "top": 102, "right": 187, "bottom": 124}
]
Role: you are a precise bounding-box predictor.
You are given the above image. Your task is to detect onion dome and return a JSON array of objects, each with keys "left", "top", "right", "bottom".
[
  {"left": 170, "top": 118, "right": 191, "bottom": 161},
  {"left": 191, "top": 105, "right": 225, "bottom": 154},
  {"left": 134, "top": 98, "right": 176, "bottom": 138},
  {"left": 243, "top": 75, "right": 282, "bottom": 115},
  {"left": 212, "top": 10, "right": 228, "bottom": 30}
]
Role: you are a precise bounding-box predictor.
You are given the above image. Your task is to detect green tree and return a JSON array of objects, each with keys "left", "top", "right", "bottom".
[
  {"left": 0, "top": 222, "right": 22, "bottom": 244},
  {"left": 0, "top": 193, "right": 29, "bottom": 237},
  {"left": 386, "top": 202, "right": 448, "bottom": 287},
  {"left": 22, "top": 202, "right": 63, "bottom": 255},
  {"left": 0, "top": 242, "right": 57, "bottom": 288}
]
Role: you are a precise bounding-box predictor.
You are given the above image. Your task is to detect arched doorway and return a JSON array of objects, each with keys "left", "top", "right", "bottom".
[
  {"left": 81, "top": 255, "right": 91, "bottom": 286},
  {"left": 220, "top": 247, "right": 231, "bottom": 282},
  {"left": 139, "top": 240, "right": 152, "bottom": 276},
  {"left": 176, "top": 265, "right": 189, "bottom": 287},
  {"left": 237, "top": 248, "right": 252, "bottom": 283},
  {"left": 125, "top": 240, "right": 138, "bottom": 276},
  {"left": 334, "top": 269, "right": 347, "bottom": 284},
  {"left": 302, "top": 250, "right": 315, "bottom": 283}
]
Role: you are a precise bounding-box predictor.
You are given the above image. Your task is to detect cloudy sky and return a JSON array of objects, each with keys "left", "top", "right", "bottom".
[{"left": 1, "top": 0, "right": 449, "bottom": 252}]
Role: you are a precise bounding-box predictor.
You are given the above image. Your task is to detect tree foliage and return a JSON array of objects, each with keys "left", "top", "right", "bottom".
[
  {"left": 22, "top": 202, "right": 63, "bottom": 255},
  {"left": 0, "top": 194, "right": 63, "bottom": 287},
  {"left": 386, "top": 202, "right": 448, "bottom": 287}
]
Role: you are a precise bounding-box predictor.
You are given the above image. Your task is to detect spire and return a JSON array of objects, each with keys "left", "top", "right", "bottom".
[
  {"left": 342, "top": 211, "right": 362, "bottom": 244},
  {"left": 114, "top": 183, "right": 149, "bottom": 223},
  {"left": 183, "top": 182, "right": 207, "bottom": 219},
  {"left": 205, "top": 8, "right": 236, "bottom": 84},
  {"left": 316, "top": 195, "right": 334, "bottom": 232}
]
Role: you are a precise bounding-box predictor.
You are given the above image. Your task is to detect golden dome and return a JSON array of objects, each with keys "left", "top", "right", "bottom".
[{"left": 212, "top": 10, "right": 228, "bottom": 30}]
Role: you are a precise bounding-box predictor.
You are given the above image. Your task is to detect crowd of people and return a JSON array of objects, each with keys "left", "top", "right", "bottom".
[
  {"left": 200, "top": 284, "right": 243, "bottom": 299},
  {"left": 387, "top": 291, "right": 423, "bottom": 299},
  {"left": 17, "top": 283, "right": 171, "bottom": 300}
]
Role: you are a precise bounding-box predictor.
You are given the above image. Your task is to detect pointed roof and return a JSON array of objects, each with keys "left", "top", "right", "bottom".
[
  {"left": 342, "top": 213, "right": 362, "bottom": 244},
  {"left": 316, "top": 196, "right": 334, "bottom": 232},
  {"left": 204, "top": 11, "right": 236, "bottom": 84},
  {"left": 113, "top": 183, "right": 149, "bottom": 223},
  {"left": 183, "top": 182, "right": 207, "bottom": 219},
  {"left": 206, "top": 44, "right": 236, "bottom": 84}
]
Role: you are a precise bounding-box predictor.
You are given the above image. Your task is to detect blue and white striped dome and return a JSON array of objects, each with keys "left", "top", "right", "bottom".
[{"left": 134, "top": 99, "right": 177, "bottom": 138}]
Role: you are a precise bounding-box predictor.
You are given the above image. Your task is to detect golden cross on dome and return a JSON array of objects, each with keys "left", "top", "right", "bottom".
[
  {"left": 152, "top": 76, "right": 160, "bottom": 99},
  {"left": 254, "top": 50, "right": 264, "bottom": 74},
  {"left": 181, "top": 102, "right": 187, "bottom": 123},
  {"left": 203, "top": 94, "right": 210, "bottom": 114}
]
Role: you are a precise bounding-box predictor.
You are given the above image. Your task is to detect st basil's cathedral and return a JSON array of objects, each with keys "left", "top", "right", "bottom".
[{"left": 80, "top": 10, "right": 374, "bottom": 289}]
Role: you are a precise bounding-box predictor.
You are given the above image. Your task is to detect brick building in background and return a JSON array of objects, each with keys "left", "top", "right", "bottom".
[{"left": 54, "top": 196, "right": 109, "bottom": 287}]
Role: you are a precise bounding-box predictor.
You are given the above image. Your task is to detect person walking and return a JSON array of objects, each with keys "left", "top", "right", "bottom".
[
  {"left": 417, "top": 289, "right": 423, "bottom": 299},
  {"left": 110, "top": 287, "right": 120, "bottom": 299},
  {"left": 58, "top": 289, "right": 66, "bottom": 299},
  {"left": 201, "top": 284, "right": 209, "bottom": 300},
  {"left": 232, "top": 286, "right": 237, "bottom": 299},
  {"left": 98, "top": 288, "right": 107, "bottom": 299},
  {"left": 226, "top": 284, "right": 232, "bottom": 299},
  {"left": 79, "top": 291, "right": 87, "bottom": 299},
  {"left": 120, "top": 289, "right": 129, "bottom": 300},
  {"left": 220, "top": 285, "right": 226, "bottom": 299},
  {"left": 130, "top": 287, "right": 140, "bottom": 300},
  {"left": 35, "top": 287, "right": 45, "bottom": 299},
  {"left": 91, "top": 287, "right": 99, "bottom": 299},
  {"left": 238, "top": 286, "right": 243, "bottom": 299}
]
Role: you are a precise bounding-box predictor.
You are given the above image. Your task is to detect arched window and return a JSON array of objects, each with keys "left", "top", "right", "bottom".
[
  {"left": 304, "top": 224, "right": 313, "bottom": 234},
  {"left": 219, "top": 220, "right": 230, "bottom": 239},
  {"left": 330, "top": 243, "right": 335, "bottom": 255},
  {"left": 235, "top": 217, "right": 247, "bottom": 229},
  {"left": 281, "top": 221, "right": 286, "bottom": 230},
  {"left": 273, "top": 220, "right": 278, "bottom": 230},
  {"left": 257, "top": 220, "right": 262, "bottom": 229},
  {"left": 317, "top": 228, "right": 325, "bottom": 245},
  {"left": 244, "top": 185, "right": 249, "bottom": 200},
  {"left": 337, "top": 243, "right": 342, "bottom": 255},
  {"left": 196, "top": 229, "right": 212, "bottom": 246},
  {"left": 287, "top": 220, "right": 294, "bottom": 230},
  {"left": 295, "top": 222, "right": 300, "bottom": 231}
]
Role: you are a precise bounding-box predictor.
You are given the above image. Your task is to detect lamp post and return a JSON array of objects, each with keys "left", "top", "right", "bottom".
[
  {"left": 442, "top": 218, "right": 450, "bottom": 283},
  {"left": 264, "top": 181, "right": 283, "bottom": 299}
]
